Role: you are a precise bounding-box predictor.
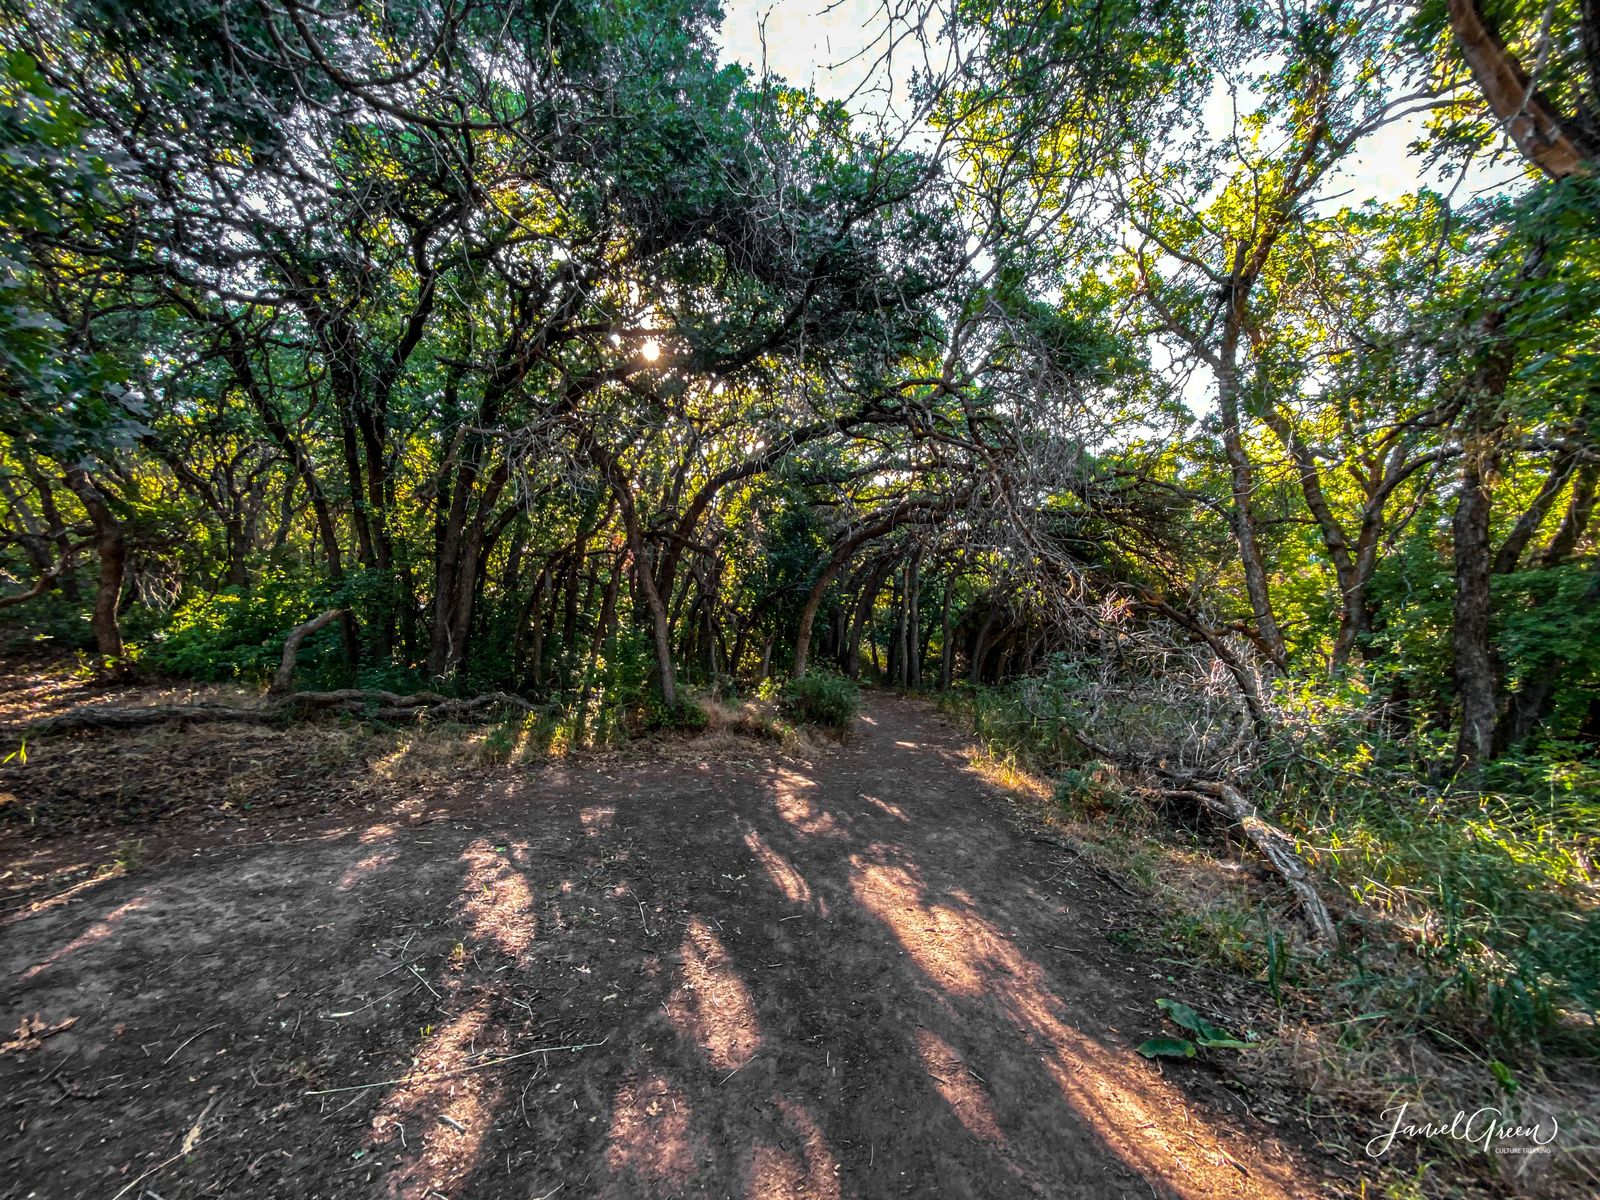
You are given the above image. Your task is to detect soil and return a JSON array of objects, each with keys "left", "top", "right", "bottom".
[{"left": 2, "top": 692, "right": 1369, "bottom": 1199}]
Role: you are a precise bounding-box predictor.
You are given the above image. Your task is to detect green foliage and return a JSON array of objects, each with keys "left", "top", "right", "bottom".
[
  {"left": 661, "top": 700, "right": 710, "bottom": 734},
  {"left": 950, "top": 662, "right": 1600, "bottom": 1050},
  {"left": 0, "top": 51, "right": 140, "bottom": 459},
  {"left": 939, "top": 673, "right": 1092, "bottom": 766},
  {"left": 1268, "top": 678, "right": 1600, "bottom": 1046},
  {"left": 782, "top": 671, "right": 860, "bottom": 731},
  {"left": 1134, "top": 1037, "right": 1196, "bottom": 1060},
  {"left": 1137, "top": 998, "right": 1251, "bottom": 1059},
  {"left": 478, "top": 723, "right": 515, "bottom": 764},
  {"left": 145, "top": 576, "right": 338, "bottom": 685}
]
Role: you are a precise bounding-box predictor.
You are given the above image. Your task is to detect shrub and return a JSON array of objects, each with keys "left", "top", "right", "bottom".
[
  {"left": 782, "top": 670, "right": 859, "bottom": 731},
  {"left": 146, "top": 576, "right": 338, "bottom": 684},
  {"left": 946, "top": 656, "right": 1600, "bottom": 1049},
  {"left": 663, "top": 699, "right": 709, "bottom": 733}
]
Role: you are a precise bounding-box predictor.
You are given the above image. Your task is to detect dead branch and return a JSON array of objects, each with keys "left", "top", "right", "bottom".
[
  {"left": 8, "top": 690, "right": 552, "bottom": 737},
  {"left": 1068, "top": 725, "right": 1338, "bottom": 946},
  {"left": 269, "top": 608, "right": 347, "bottom": 694},
  {"left": 1162, "top": 782, "right": 1339, "bottom": 947},
  {"left": 0, "top": 569, "right": 61, "bottom": 610}
]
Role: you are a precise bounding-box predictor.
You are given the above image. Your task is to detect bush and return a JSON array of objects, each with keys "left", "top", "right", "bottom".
[
  {"left": 946, "top": 656, "right": 1600, "bottom": 1049},
  {"left": 145, "top": 576, "right": 339, "bottom": 684},
  {"left": 782, "top": 670, "right": 859, "bottom": 731},
  {"left": 668, "top": 700, "right": 710, "bottom": 732}
]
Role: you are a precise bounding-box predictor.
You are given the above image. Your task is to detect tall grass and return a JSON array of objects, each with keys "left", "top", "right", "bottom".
[{"left": 941, "top": 664, "right": 1600, "bottom": 1051}]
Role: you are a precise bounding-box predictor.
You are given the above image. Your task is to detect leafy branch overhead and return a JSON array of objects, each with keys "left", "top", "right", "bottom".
[{"left": 0, "top": 0, "right": 1596, "bottom": 1061}]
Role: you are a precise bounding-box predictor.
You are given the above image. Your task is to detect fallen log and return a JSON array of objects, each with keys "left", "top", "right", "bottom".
[
  {"left": 7, "top": 690, "right": 553, "bottom": 738},
  {"left": 16, "top": 704, "right": 277, "bottom": 736},
  {"left": 1066, "top": 726, "right": 1338, "bottom": 947}
]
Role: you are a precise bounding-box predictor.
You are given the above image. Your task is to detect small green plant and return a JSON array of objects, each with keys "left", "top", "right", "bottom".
[
  {"left": 112, "top": 838, "right": 145, "bottom": 873},
  {"left": 1136, "top": 997, "right": 1253, "bottom": 1060},
  {"left": 478, "top": 721, "right": 518, "bottom": 764},
  {"left": 782, "top": 670, "right": 859, "bottom": 731},
  {"left": 1054, "top": 761, "right": 1131, "bottom": 819},
  {"left": 1487, "top": 1058, "right": 1518, "bottom": 1097},
  {"left": 1265, "top": 926, "right": 1288, "bottom": 1008}
]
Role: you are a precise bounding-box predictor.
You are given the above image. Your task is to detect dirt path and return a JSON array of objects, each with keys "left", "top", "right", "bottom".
[{"left": 2, "top": 695, "right": 1350, "bottom": 1199}]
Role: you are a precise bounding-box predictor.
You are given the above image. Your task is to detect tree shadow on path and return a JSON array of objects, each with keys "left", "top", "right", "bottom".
[{"left": 0, "top": 695, "right": 1338, "bottom": 1200}]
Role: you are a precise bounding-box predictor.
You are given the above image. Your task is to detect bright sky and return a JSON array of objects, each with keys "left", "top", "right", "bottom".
[
  {"left": 717, "top": 0, "right": 891, "bottom": 107},
  {"left": 715, "top": 0, "right": 1521, "bottom": 208}
]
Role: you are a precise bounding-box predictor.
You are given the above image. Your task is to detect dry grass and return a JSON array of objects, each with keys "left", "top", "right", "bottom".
[
  {"left": 947, "top": 711, "right": 1600, "bottom": 1199},
  {"left": 963, "top": 747, "right": 1053, "bottom": 804},
  {"left": 691, "top": 695, "right": 819, "bottom": 755}
]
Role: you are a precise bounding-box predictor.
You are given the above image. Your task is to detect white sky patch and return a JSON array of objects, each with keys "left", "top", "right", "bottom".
[
  {"left": 717, "top": 0, "right": 1530, "bottom": 419},
  {"left": 1330, "top": 111, "right": 1525, "bottom": 211},
  {"left": 718, "top": 0, "right": 909, "bottom": 110}
]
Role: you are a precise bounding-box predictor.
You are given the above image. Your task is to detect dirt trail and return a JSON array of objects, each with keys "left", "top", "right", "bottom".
[{"left": 1, "top": 695, "right": 1348, "bottom": 1199}]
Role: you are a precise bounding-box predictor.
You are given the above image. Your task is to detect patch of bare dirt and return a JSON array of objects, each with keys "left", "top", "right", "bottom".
[{"left": 0, "top": 690, "right": 1443, "bottom": 1199}]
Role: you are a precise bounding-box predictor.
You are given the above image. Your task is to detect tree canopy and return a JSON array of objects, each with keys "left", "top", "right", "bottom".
[{"left": 2, "top": 0, "right": 1596, "bottom": 782}]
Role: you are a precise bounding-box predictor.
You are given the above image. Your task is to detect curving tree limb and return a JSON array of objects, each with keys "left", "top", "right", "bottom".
[
  {"left": 1449, "top": 0, "right": 1596, "bottom": 178},
  {"left": 269, "top": 609, "right": 347, "bottom": 694}
]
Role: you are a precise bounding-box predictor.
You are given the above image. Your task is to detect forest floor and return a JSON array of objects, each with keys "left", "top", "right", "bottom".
[{"left": 0, "top": 665, "right": 1525, "bottom": 1199}]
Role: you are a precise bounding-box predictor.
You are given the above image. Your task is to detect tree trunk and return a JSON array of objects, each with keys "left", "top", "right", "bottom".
[
  {"left": 64, "top": 469, "right": 125, "bottom": 666},
  {"left": 1217, "top": 352, "right": 1289, "bottom": 669},
  {"left": 905, "top": 551, "right": 923, "bottom": 689},
  {"left": 1447, "top": 244, "right": 1546, "bottom": 765},
  {"left": 888, "top": 574, "right": 906, "bottom": 687},
  {"left": 515, "top": 566, "right": 548, "bottom": 684},
  {"left": 969, "top": 607, "right": 999, "bottom": 685},
  {"left": 640, "top": 554, "right": 678, "bottom": 706},
  {"left": 1452, "top": 433, "right": 1501, "bottom": 765},
  {"left": 1448, "top": 0, "right": 1597, "bottom": 179},
  {"left": 1262, "top": 405, "right": 1368, "bottom": 671},
  {"left": 31, "top": 469, "right": 80, "bottom": 602},
  {"left": 270, "top": 609, "right": 346, "bottom": 694},
  {"left": 730, "top": 618, "right": 750, "bottom": 682},
  {"left": 563, "top": 540, "right": 584, "bottom": 648},
  {"left": 939, "top": 572, "right": 954, "bottom": 690},
  {"left": 575, "top": 554, "right": 623, "bottom": 726},
  {"left": 844, "top": 556, "right": 896, "bottom": 680}
]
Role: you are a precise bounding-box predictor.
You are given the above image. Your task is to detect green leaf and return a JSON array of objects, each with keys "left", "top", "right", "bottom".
[
  {"left": 1137, "top": 1037, "right": 1197, "bottom": 1059},
  {"left": 1155, "top": 997, "right": 1205, "bottom": 1034},
  {"left": 1488, "top": 1060, "right": 1517, "bottom": 1096},
  {"left": 1155, "top": 996, "right": 1243, "bottom": 1045}
]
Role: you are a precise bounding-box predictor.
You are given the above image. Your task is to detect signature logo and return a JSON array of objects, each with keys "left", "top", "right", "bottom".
[{"left": 1366, "top": 1102, "right": 1559, "bottom": 1158}]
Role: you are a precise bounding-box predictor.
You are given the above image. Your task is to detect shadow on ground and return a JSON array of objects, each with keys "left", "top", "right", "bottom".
[{"left": 1, "top": 695, "right": 1344, "bottom": 1199}]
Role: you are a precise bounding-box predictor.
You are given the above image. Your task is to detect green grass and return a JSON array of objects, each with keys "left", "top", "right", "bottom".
[
  {"left": 781, "top": 670, "right": 860, "bottom": 732},
  {"left": 940, "top": 675, "right": 1600, "bottom": 1052}
]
